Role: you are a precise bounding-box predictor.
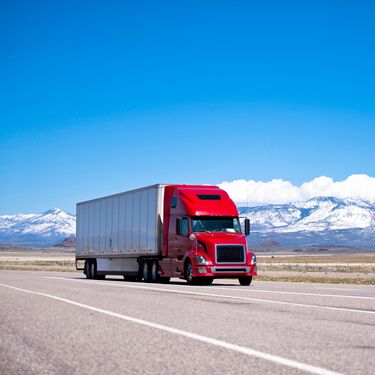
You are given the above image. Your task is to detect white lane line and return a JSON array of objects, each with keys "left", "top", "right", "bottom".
[
  {"left": 45, "top": 277, "right": 375, "bottom": 315},
  {"left": 314, "top": 287, "right": 361, "bottom": 292},
  {"left": 183, "top": 286, "right": 375, "bottom": 301},
  {"left": 0, "top": 282, "right": 342, "bottom": 375}
]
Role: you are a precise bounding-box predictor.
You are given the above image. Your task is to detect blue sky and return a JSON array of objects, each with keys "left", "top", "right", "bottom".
[{"left": 1, "top": 1, "right": 374, "bottom": 214}]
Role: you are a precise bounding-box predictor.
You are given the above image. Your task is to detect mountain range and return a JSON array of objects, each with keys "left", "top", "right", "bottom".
[
  {"left": 0, "top": 197, "right": 374, "bottom": 247},
  {"left": 239, "top": 196, "right": 375, "bottom": 247},
  {"left": 0, "top": 208, "right": 75, "bottom": 247}
]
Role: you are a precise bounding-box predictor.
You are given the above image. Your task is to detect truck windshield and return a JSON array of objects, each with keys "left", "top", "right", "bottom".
[{"left": 191, "top": 217, "right": 241, "bottom": 233}]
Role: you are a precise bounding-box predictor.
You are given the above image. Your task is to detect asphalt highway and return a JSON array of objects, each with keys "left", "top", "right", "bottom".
[{"left": 1, "top": 270, "right": 374, "bottom": 375}]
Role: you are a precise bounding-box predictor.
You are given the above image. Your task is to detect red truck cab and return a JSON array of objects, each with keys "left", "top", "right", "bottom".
[{"left": 159, "top": 185, "right": 257, "bottom": 285}]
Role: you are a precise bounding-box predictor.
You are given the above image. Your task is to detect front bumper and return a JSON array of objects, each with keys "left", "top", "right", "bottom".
[{"left": 192, "top": 264, "right": 257, "bottom": 278}]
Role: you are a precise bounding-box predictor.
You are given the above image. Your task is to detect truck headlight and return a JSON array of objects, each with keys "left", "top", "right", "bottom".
[
  {"left": 196, "top": 255, "right": 209, "bottom": 265},
  {"left": 250, "top": 254, "right": 257, "bottom": 265}
]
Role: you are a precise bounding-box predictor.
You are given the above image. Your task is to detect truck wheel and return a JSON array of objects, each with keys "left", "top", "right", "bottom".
[
  {"left": 90, "top": 260, "right": 97, "bottom": 279},
  {"left": 142, "top": 261, "right": 150, "bottom": 282},
  {"left": 150, "top": 261, "right": 160, "bottom": 283},
  {"left": 185, "top": 261, "right": 194, "bottom": 285},
  {"left": 84, "top": 260, "right": 91, "bottom": 279},
  {"left": 136, "top": 262, "right": 143, "bottom": 281},
  {"left": 238, "top": 276, "right": 252, "bottom": 286}
]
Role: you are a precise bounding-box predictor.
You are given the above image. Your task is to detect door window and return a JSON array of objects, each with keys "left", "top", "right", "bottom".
[{"left": 181, "top": 218, "right": 189, "bottom": 236}]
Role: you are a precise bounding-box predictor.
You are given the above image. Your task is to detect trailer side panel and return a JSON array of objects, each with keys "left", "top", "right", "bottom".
[{"left": 76, "top": 185, "right": 165, "bottom": 258}]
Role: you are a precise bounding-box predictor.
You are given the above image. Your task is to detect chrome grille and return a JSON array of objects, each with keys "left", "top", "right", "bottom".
[{"left": 216, "top": 245, "right": 245, "bottom": 263}]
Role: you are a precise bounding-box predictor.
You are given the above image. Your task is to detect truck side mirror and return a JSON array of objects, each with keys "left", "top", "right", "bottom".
[
  {"left": 244, "top": 218, "right": 250, "bottom": 236},
  {"left": 176, "top": 218, "right": 181, "bottom": 235}
]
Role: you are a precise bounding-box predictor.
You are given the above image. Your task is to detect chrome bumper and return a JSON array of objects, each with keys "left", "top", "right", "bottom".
[{"left": 211, "top": 266, "right": 250, "bottom": 273}]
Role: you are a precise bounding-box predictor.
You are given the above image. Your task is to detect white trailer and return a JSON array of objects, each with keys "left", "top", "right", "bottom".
[{"left": 76, "top": 184, "right": 165, "bottom": 279}]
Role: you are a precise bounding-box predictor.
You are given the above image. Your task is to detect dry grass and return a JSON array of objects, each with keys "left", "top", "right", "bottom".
[
  {"left": 0, "top": 249, "right": 77, "bottom": 272},
  {"left": 257, "top": 263, "right": 375, "bottom": 274},
  {"left": 257, "top": 253, "right": 375, "bottom": 264},
  {"left": 255, "top": 253, "right": 375, "bottom": 284},
  {"left": 257, "top": 273, "right": 375, "bottom": 285},
  {"left": 0, "top": 259, "right": 77, "bottom": 272}
]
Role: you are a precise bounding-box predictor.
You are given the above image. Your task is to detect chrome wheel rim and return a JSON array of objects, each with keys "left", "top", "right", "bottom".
[
  {"left": 151, "top": 262, "right": 157, "bottom": 281},
  {"left": 91, "top": 263, "right": 95, "bottom": 278}
]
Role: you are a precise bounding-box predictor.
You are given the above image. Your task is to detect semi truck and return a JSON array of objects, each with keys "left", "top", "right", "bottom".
[{"left": 76, "top": 184, "right": 257, "bottom": 285}]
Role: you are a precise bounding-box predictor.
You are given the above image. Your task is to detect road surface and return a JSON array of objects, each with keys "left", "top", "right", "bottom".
[{"left": 1, "top": 270, "right": 374, "bottom": 374}]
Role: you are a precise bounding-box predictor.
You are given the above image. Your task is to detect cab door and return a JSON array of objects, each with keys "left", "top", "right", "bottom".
[{"left": 170, "top": 216, "right": 190, "bottom": 276}]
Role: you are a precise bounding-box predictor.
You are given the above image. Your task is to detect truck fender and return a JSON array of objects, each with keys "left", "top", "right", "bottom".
[{"left": 183, "top": 253, "right": 194, "bottom": 272}]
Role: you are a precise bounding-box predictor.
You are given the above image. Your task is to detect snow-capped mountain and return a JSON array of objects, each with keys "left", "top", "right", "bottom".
[
  {"left": 0, "top": 208, "right": 76, "bottom": 247},
  {"left": 238, "top": 197, "right": 375, "bottom": 247}
]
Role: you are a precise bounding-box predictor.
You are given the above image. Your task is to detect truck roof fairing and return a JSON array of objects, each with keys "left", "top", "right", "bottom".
[{"left": 176, "top": 186, "right": 238, "bottom": 217}]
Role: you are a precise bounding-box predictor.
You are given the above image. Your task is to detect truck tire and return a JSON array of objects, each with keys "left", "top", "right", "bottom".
[
  {"left": 90, "top": 260, "right": 97, "bottom": 279},
  {"left": 238, "top": 276, "right": 252, "bottom": 286},
  {"left": 142, "top": 261, "right": 150, "bottom": 282},
  {"left": 84, "top": 260, "right": 91, "bottom": 279},
  {"left": 150, "top": 261, "right": 160, "bottom": 283},
  {"left": 185, "top": 261, "right": 194, "bottom": 285},
  {"left": 136, "top": 261, "right": 143, "bottom": 281}
]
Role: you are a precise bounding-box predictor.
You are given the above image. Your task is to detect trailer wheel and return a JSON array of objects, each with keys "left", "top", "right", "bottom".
[
  {"left": 136, "top": 261, "right": 143, "bottom": 281},
  {"left": 150, "top": 261, "right": 160, "bottom": 283},
  {"left": 90, "top": 261, "right": 96, "bottom": 279},
  {"left": 142, "top": 261, "right": 150, "bottom": 282},
  {"left": 238, "top": 276, "right": 252, "bottom": 286},
  {"left": 84, "top": 260, "right": 91, "bottom": 279},
  {"left": 185, "top": 261, "right": 194, "bottom": 285}
]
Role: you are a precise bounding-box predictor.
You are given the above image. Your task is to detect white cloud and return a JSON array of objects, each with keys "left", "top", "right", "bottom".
[{"left": 219, "top": 174, "right": 375, "bottom": 205}]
